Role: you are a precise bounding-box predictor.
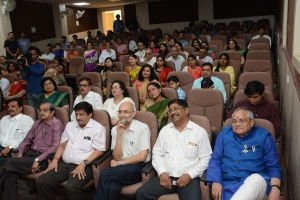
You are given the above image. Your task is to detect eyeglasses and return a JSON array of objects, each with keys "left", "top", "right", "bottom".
[
  {"left": 232, "top": 119, "right": 249, "bottom": 124},
  {"left": 111, "top": 86, "right": 121, "bottom": 90},
  {"left": 168, "top": 107, "right": 184, "bottom": 114},
  {"left": 79, "top": 84, "right": 89, "bottom": 88},
  {"left": 37, "top": 108, "right": 51, "bottom": 113},
  {"left": 148, "top": 88, "right": 158, "bottom": 93}
]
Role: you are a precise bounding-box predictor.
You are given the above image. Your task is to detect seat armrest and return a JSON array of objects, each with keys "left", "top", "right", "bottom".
[
  {"left": 91, "top": 149, "right": 113, "bottom": 166},
  {"left": 200, "top": 169, "right": 208, "bottom": 183},
  {"left": 65, "top": 74, "right": 81, "bottom": 78},
  {"left": 142, "top": 162, "right": 154, "bottom": 175}
]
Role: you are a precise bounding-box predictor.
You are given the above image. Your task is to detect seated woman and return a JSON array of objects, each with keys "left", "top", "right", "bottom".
[
  {"left": 4, "top": 71, "right": 26, "bottom": 101},
  {"left": 168, "top": 38, "right": 176, "bottom": 48},
  {"left": 99, "top": 57, "right": 121, "bottom": 93},
  {"left": 115, "top": 38, "right": 128, "bottom": 61},
  {"left": 213, "top": 53, "right": 236, "bottom": 95},
  {"left": 158, "top": 43, "right": 169, "bottom": 57},
  {"left": 7, "top": 62, "right": 18, "bottom": 75},
  {"left": 148, "top": 41, "right": 159, "bottom": 55},
  {"left": 182, "top": 54, "right": 202, "bottom": 80},
  {"left": 66, "top": 44, "right": 81, "bottom": 63},
  {"left": 43, "top": 56, "right": 66, "bottom": 86},
  {"left": 192, "top": 39, "right": 201, "bottom": 52},
  {"left": 124, "top": 54, "right": 141, "bottom": 82},
  {"left": 37, "top": 77, "right": 70, "bottom": 111},
  {"left": 154, "top": 55, "right": 173, "bottom": 87},
  {"left": 142, "top": 82, "right": 169, "bottom": 130},
  {"left": 133, "top": 64, "right": 159, "bottom": 108},
  {"left": 84, "top": 42, "right": 98, "bottom": 72},
  {"left": 102, "top": 80, "right": 135, "bottom": 126},
  {"left": 225, "top": 39, "right": 246, "bottom": 65}
]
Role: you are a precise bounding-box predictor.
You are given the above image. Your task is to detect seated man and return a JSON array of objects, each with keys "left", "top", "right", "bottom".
[
  {"left": 71, "top": 77, "right": 103, "bottom": 120},
  {"left": 94, "top": 101, "right": 151, "bottom": 200},
  {"left": 0, "top": 102, "right": 64, "bottom": 200},
  {"left": 136, "top": 99, "right": 212, "bottom": 200},
  {"left": 36, "top": 102, "right": 106, "bottom": 200},
  {"left": 0, "top": 98, "right": 34, "bottom": 165},
  {"left": 143, "top": 49, "right": 156, "bottom": 67},
  {"left": 229, "top": 80, "right": 281, "bottom": 138},
  {"left": 208, "top": 107, "right": 281, "bottom": 200},
  {"left": 135, "top": 41, "right": 146, "bottom": 61},
  {"left": 193, "top": 62, "right": 227, "bottom": 103},
  {"left": 250, "top": 26, "right": 272, "bottom": 47},
  {"left": 196, "top": 47, "right": 213, "bottom": 64},
  {"left": 166, "top": 46, "right": 185, "bottom": 71},
  {"left": 98, "top": 42, "right": 116, "bottom": 66}
]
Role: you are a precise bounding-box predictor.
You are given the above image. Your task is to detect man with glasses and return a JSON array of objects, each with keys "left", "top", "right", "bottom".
[
  {"left": 143, "top": 49, "right": 156, "bottom": 67},
  {"left": 208, "top": 107, "right": 281, "bottom": 200},
  {"left": 136, "top": 99, "right": 212, "bottom": 200},
  {"left": 0, "top": 102, "right": 64, "bottom": 200},
  {"left": 196, "top": 47, "right": 213, "bottom": 64},
  {"left": 94, "top": 101, "right": 151, "bottom": 200},
  {"left": 71, "top": 77, "right": 103, "bottom": 120},
  {"left": 135, "top": 41, "right": 146, "bottom": 61}
]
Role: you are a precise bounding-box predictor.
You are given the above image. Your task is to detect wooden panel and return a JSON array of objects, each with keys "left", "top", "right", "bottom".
[{"left": 286, "top": 0, "right": 295, "bottom": 55}]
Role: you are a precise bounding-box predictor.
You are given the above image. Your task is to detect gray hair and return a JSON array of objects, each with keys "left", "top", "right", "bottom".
[
  {"left": 231, "top": 107, "right": 254, "bottom": 120},
  {"left": 119, "top": 100, "right": 136, "bottom": 112}
]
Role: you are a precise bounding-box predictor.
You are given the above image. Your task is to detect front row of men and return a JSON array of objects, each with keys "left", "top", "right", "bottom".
[{"left": 0, "top": 98, "right": 280, "bottom": 200}]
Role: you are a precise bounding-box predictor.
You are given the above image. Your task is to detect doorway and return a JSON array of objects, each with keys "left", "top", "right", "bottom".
[{"left": 102, "top": 10, "right": 122, "bottom": 35}]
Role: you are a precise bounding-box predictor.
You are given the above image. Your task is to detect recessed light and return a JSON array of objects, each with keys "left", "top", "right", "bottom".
[{"left": 73, "top": 2, "right": 90, "bottom": 6}]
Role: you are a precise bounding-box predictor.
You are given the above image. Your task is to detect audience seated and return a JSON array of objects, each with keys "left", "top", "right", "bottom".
[
  {"left": 167, "top": 75, "right": 186, "bottom": 100},
  {"left": 115, "top": 38, "right": 128, "bottom": 61},
  {"left": 99, "top": 57, "right": 121, "bottom": 89},
  {"left": 193, "top": 62, "right": 227, "bottom": 103},
  {"left": 142, "top": 48, "right": 157, "bottom": 67},
  {"left": 154, "top": 55, "right": 173, "bottom": 87},
  {"left": 84, "top": 42, "right": 98, "bottom": 72},
  {"left": 182, "top": 54, "right": 202, "bottom": 80},
  {"left": 250, "top": 26, "right": 272, "bottom": 47},
  {"left": 0, "top": 71, "right": 10, "bottom": 96},
  {"left": 36, "top": 102, "right": 106, "bottom": 200},
  {"left": 166, "top": 46, "right": 185, "bottom": 72},
  {"left": 40, "top": 46, "right": 55, "bottom": 63},
  {"left": 7, "top": 62, "right": 18, "bottom": 75},
  {"left": 208, "top": 108, "right": 281, "bottom": 200},
  {"left": 141, "top": 82, "right": 170, "bottom": 130},
  {"left": 37, "top": 77, "right": 70, "bottom": 111},
  {"left": 177, "top": 31, "right": 188, "bottom": 47},
  {"left": 4, "top": 71, "right": 26, "bottom": 101},
  {"left": 135, "top": 41, "right": 146, "bottom": 61},
  {"left": 0, "top": 102, "right": 64, "bottom": 200},
  {"left": 53, "top": 43, "right": 67, "bottom": 59},
  {"left": 0, "top": 56, "right": 8, "bottom": 73},
  {"left": 196, "top": 47, "right": 213, "bottom": 64},
  {"left": 225, "top": 39, "right": 246, "bottom": 65},
  {"left": 159, "top": 43, "right": 169, "bottom": 57},
  {"left": 192, "top": 39, "right": 201, "bottom": 52},
  {"left": 43, "top": 56, "right": 66, "bottom": 86},
  {"left": 66, "top": 44, "right": 81, "bottom": 63},
  {"left": 136, "top": 99, "right": 212, "bottom": 200},
  {"left": 124, "top": 54, "right": 141, "bottom": 82},
  {"left": 174, "top": 42, "right": 189, "bottom": 59},
  {"left": 103, "top": 80, "right": 135, "bottom": 126},
  {"left": 148, "top": 41, "right": 159, "bottom": 55},
  {"left": 99, "top": 42, "right": 116, "bottom": 66},
  {"left": 71, "top": 77, "right": 103, "bottom": 120}
]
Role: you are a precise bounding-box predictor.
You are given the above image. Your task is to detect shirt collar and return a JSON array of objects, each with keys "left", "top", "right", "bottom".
[
  {"left": 75, "top": 118, "right": 94, "bottom": 129},
  {"left": 169, "top": 120, "right": 193, "bottom": 130},
  {"left": 38, "top": 116, "right": 55, "bottom": 126},
  {"left": 81, "top": 91, "right": 93, "bottom": 99},
  {"left": 9, "top": 113, "right": 22, "bottom": 120}
]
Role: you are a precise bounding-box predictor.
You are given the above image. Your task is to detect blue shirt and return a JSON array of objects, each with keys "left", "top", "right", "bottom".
[
  {"left": 207, "top": 126, "right": 281, "bottom": 200},
  {"left": 177, "top": 87, "right": 185, "bottom": 100},
  {"left": 192, "top": 76, "right": 227, "bottom": 103},
  {"left": 25, "top": 62, "right": 44, "bottom": 93},
  {"left": 17, "top": 38, "right": 30, "bottom": 54}
]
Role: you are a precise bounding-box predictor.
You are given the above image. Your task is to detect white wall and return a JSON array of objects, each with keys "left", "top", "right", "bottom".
[{"left": 0, "top": 5, "right": 12, "bottom": 56}]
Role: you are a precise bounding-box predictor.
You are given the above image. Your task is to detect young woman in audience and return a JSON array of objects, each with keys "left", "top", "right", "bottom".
[
  {"left": 159, "top": 43, "right": 169, "bottom": 57},
  {"left": 7, "top": 62, "right": 18, "bottom": 75},
  {"left": 160, "top": 33, "right": 170, "bottom": 45},
  {"left": 115, "top": 38, "right": 128, "bottom": 61},
  {"left": 189, "top": 32, "right": 200, "bottom": 46},
  {"left": 37, "top": 77, "right": 69, "bottom": 111},
  {"left": 168, "top": 38, "right": 176, "bottom": 48},
  {"left": 225, "top": 39, "right": 246, "bottom": 65},
  {"left": 142, "top": 82, "right": 169, "bottom": 130},
  {"left": 133, "top": 64, "right": 159, "bottom": 108},
  {"left": 102, "top": 80, "right": 135, "bottom": 126},
  {"left": 148, "top": 41, "right": 159, "bottom": 55},
  {"left": 214, "top": 53, "right": 236, "bottom": 95},
  {"left": 4, "top": 71, "right": 26, "bottom": 101},
  {"left": 182, "top": 54, "right": 202, "bottom": 80},
  {"left": 43, "top": 56, "right": 66, "bottom": 86},
  {"left": 154, "top": 55, "right": 173, "bottom": 87},
  {"left": 192, "top": 39, "right": 201, "bottom": 52},
  {"left": 99, "top": 57, "right": 121, "bottom": 91},
  {"left": 124, "top": 54, "right": 141, "bottom": 82},
  {"left": 66, "top": 44, "right": 80, "bottom": 63},
  {"left": 84, "top": 42, "right": 98, "bottom": 72}
]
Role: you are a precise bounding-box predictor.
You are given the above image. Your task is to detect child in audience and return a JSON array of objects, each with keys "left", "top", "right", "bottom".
[{"left": 167, "top": 75, "right": 185, "bottom": 100}]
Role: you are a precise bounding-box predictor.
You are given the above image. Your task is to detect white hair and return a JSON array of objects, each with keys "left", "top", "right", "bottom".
[{"left": 231, "top": 107, "right": 254, "bottom": 120}]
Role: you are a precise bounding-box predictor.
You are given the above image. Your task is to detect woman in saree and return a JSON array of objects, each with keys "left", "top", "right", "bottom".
[
  {"left": 84, "top": 42, "right": 98, "bottom": 72},
  {"left": 133, "top": 64, "right": 159, "bottom": 109},
  {"left": 4, "top": 71, "right": 26, "bottom": 101},
  {"left": 37, "top": 77, "right": 70, "bottom": 111},
  {"left": 124, "top": 54, "right": 141, "bottom": 82},
  {"left": 142, "top": 82, "right": 170, "bottom": 129}
]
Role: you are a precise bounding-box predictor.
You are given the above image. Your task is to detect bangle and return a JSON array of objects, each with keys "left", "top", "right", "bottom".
[{"left": 271, "top": 184, "right": 281, "bottom": 191}]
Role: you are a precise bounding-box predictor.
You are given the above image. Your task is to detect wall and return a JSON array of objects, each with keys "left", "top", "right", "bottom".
[{"left": 0, "top": 5, "right": 13, "bottom": 56}]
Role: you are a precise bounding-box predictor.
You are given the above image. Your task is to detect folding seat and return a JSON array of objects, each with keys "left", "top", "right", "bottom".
[
  {"left": 208, "top": 44, "right": 219, "bottom": 56},
  {"left": 212, "top": 72, "right": 231, "bottom": 104},
  {"left": 106, "top": 72, "right": 131, "bottom": 96},
  {"left": 65, "top": 57, "right": 84, "bottom": 78},
  {"left": 187, "top": 89, "right": 224, "bottom": 133},
  {"left": 57, "top": 86, "right": 74, "bottom": 112},
  {"left": 3, "top": 73, "right": 15, "bottom": 83},
  {"left": 213, "top": 59, "right": 241, "bottom": 81},
  {"left": 162, "top": 88, "right": 178, "bottom": 100},
  {"left": 167, "top": 71, "right": 194, "bottom": 96},
  {"left": 165, "top": 60, "right": 176, "bottom": 71},
  {"left": 249, "top": 37, "right": 270, "bottom": 46},
  {"left": 183, "top": 46, "right": 195, "bottom": 54},
  {"left": 180, "top": 60, "right": 203, "bottom": 71},
  {"left": 209, "top": 40, "right": 224, "bottom": 52},
  {"left": 113, "top": 61, "right": 123, "bottom": 71},
  {"left": 22, "top": 105, "right": 37, "bottom": 120},
  {"left": 127, "top": 87, "right": 140, "bottom": 111},
  {"left": 248, "top": 43, "right": 270, "bottom": 51},
  {"left": 212, "top": 34, "right": 227, "bottom": 46},
  {"left": 243, "top": 60, "right": 273, "bottom": 77},
  {"left": 236, "top": 38, "right": 247, "bottom": 50},
  {"left": 238, "top": 72, "right": 273, "bottom": 92},
  {"left": 77, "top": 72, "right": 102, "bottom": 89},
  {"left": 246, "top": 50, "right": 271, "bottom": 61},
  {"left": 120, "top": 55, "right": 130, "bottom": 67},
  {"left": 233, "top": 90, "right": 274, "bottom": 107}
]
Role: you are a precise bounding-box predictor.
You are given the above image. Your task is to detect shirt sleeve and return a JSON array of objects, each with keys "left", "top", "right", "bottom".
[
  {"left": 18, "top": 121, "right": 38, "bottom": 155},
  {"left": 263, "top": 134, "right": 281, "bottom": 179},
  {"left": 12, "top": 116, "right": 34, "bottom": 149},
  {"left": 192, "top": 79, "right": 201, "bottom": 89},
  {"left": 110, "top": 126, "right": 117, "bottom": 150},
  {"left": 92, "top": 124, "right": 106, "bottom": 151},
  {"left": 28, "top": 62, "right": 44, "bottom": 75},
  {"left": 60, "top": 124, "right": 70, "bottom": 143},
  {"left": 1, "top": 79, "right": 10, "bottom": 95},
  {"left": 138, "top": 124, "right": 151, "bottom": 152},
  {"left": 94, "top": 93, "right": 103, "bottom": 110},
  {"left": 111, "top": 50, "right": 116, "bottom": 60},
  {"left": 152, "top": 127, "right": 168, "bottom": 176}
]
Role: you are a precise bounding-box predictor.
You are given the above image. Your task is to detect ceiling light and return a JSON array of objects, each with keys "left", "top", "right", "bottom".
[{"left": 73, "top": 2, "right": 90, "bottom": 6}]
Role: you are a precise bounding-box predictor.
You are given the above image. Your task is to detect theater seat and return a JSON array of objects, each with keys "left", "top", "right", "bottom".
[
  {"left": 238, "top": 72, "right": 273, "bottom": 92},
  {"left": 162, "top": 88, "right": 178, "bottom": 100},
  {"left": 127, "top": 87, "right": 140, "bottom": 111},
  {"left": 212, "top": 72, "right": 231, "bottom": 104},
  {"left": 167, "top": 71, "right": 194, "bottom": 96},
  {"left": 233, "top": 90, "right": 274, "bottom": 107},
  {"left": 65, "top": 57, "right": 84, "bottom": 77}
]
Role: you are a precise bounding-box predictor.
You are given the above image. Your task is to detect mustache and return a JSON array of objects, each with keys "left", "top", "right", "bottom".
[{"left": 171, "top": 113, "right": 179, "bottom": 118}]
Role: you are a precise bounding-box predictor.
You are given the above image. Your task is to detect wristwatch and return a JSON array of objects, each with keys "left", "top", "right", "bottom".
[
  {"left": 83, "top": 159, "right": 89, "bottom": 166},
  {"left": 8, "top": 145, "right": 13, "bottom": 150},
  {"left": 271, "top": 184, "right": 281, "bottom": 191},
  {"left": 34, "top": 158, "right": 39, "bottom": 162}
]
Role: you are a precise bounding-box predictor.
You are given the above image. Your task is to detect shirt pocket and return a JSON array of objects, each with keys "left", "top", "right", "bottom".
[
  {"left": 79, "top": 136, "right": 92, "bottom": 151},
  {"left": 184, "top": 142, "right": 198, "bottom": 159}
]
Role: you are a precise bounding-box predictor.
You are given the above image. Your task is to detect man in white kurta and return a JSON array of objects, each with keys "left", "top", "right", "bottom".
[{"left": 136, "top": 99, "right": 212, "bottom": 200}]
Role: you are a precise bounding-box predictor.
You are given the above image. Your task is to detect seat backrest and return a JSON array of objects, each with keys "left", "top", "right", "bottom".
[
  {"left": 208, "top": 44, "right": 219, "bottom": 56},
  {"left": 23, "top": 105, "right": 37, "bottom": 120},
  {"left": 233, "top": 90, "right": 274, "bottom": 106},
  {"left": 236, "top": 38, "right": 247, "bottom": 50},
  {"left": 77, "top": 72, "right": 102, "bottom": 89},
  {"left": 212, "top": 35, "right": 227, "bottom": 45},
  {"left": 106, "top": 72, "right": 131, "bottom": 96},
  {"left": 212, "top": 72, "right": 231, "bottom": 104},
  {"left": 246, "top": 50, "right": 271, "bottom": 60},
  {"left": 189, "top": 115, "right": 212, "bottom": 142},
  {"left": 92, "top": 110, "right": 111, "bottom": 149},
  {"left": 162, "top": 88, "right": 178, "bottom": 100},
  {"left": 68, "top": 57, "right": 84, "bottom": 75},
  {"left": 248, "top": 43, "right": 270, "bottom": 51},
  {"left": 165, "top": 60, "right": 176, "bottom": 71},
  {"left": 54, "top": 107, "right": 70, "bottom": 125},
  {"left": 208, "top": 40, "right": 224, "bottom": 52},
  {"left": 3, "top": 74, "right": 15, "bottom": 83},
  {"left": 113, "top": 62, "right": 123, "bottom": 71},
  {"left": 220, "top": 51, "right": 241, "bottom": 62},
  {"left": 249, "top": 37, "right": 270, "bottom": 45},
  {"left": 120, "top": 55, "right": 130, "bottom": 67},
  {"left": 57, "top": 86, "right": 74, "bottom": 111},
  {"left": 127, "top": 87, "right": 140, "bottom": 111},
  {"left": 134, "top": 111, "right": 158, "bottom": 149},
  {"left": 91, "top": 86, "right": 103, "bottom": 100},
  {"left": 183, "top": 46, "right": 195, "bottom": 54},
  {"left": 223, "top": 118, "right": 275, "bottom": 139},
  {"left": 187, "top": 89, "right": 224, "bottom": 133},
  {"left": 238, "top": 72, "right": 273, "bottom": 91},
  {"left": 167, "top": 71, "right": 193, "bottom": 96},
  {"left": 244, "top": 60, "right": 273, "bottom": 75}
]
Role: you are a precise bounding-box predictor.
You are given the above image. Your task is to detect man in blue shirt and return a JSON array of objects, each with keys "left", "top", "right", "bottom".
[
  {"left": 207, "top": 107, "right": 281, "bottom": 200},
  {"left": 24, "top": 47, "right": 44, "bottom": 108},
  {"left": 17, "top": 33, "right": 30, "bottom": 55},
  {"left": 113, "top": 14, "right": 124, "bottom": 33},
  {"left": 192, "top": 62, "right": 227, "bottom": 103}
]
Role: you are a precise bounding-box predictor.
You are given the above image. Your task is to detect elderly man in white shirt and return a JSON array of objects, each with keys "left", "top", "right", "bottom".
[
  {"left": 39, "top": 46, "right": 55, "bottom": 62},
  {"left": 135, "top": 41, "right": 146, "bottom": 61},
  {"left": 0, "top": 71, "right": 10, "bottom": 96},
  {"left": 196, "top": 47, "right": 213, "bottom": 64},
  {"left": 166, "top": 46, "right": 185, "bottom": 71},
  {"left": 94, "top": 101, "right": 151, "bottom": 200},
  {"left": 136, "top": 99, "right": 212, "bottom": 200},
  {"left": 99, "top": 42, "right": 116, "bottom": 66},
  {"left": 71, "top": 77, "right": 103, "bottom": 120},
  {"left": 143, "top": 49, "right": 156, "bottom": 67},
  {"left": 0, "top": 98, "right": 34, "bottom": 165},
  {"left": 36, "top": 101, "right": 106, "bottom": 200}
]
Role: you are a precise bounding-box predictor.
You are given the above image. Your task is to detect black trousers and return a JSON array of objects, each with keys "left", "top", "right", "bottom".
[
  {"left": 36, "top": 160, "right": 93, "bottom": 200},
  {"left": 0, "top": 149, "right": 48, "bottom": 200},
  {"left": 136, "top": 176, "right": 201, "bottom": 200}
]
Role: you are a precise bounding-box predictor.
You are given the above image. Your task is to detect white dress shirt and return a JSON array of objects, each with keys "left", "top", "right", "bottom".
[
  {"left": 129, "top": 40, "right": 138, "bottom": 52},
  {"left": 196, "top": 55, "right": 213, "bottom": 64},
  {"left": 0, "top": 113, "right": 34, "bottom": 148},
  {"left": 61, "top": 119, "right": 106, "bottom": 164},
  {"left": 99, "top": 49, "right": 116, "bottom": 64},
  {"left": 40, "top": 53, "right": 55, "bottom": 61},
  {"left": 111, "top": 119, "right": 151, "bottom": 162},
  {"left": 250, "top": 34, "right": 272, "bottom": 47},
  {"left": 102, "top": 97, "right": 135, "bottom": 120},
  {"left": 71, "top": 91, "right": 103, "bottom": 121},
  {"left": 166, "top": 55, "right": 185, "bottom": 71},
  {"left": 152, "top": 120, "right": 212, "bottom": 179},
  {"left": 135, "top": 50, "right": 146, "bottom": 61},
  {"left": 146, "top": 56, "right": 157, "bottom": 67},
  {"left": 0, "top": 77, "right": 10, "bottom": 96}
]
